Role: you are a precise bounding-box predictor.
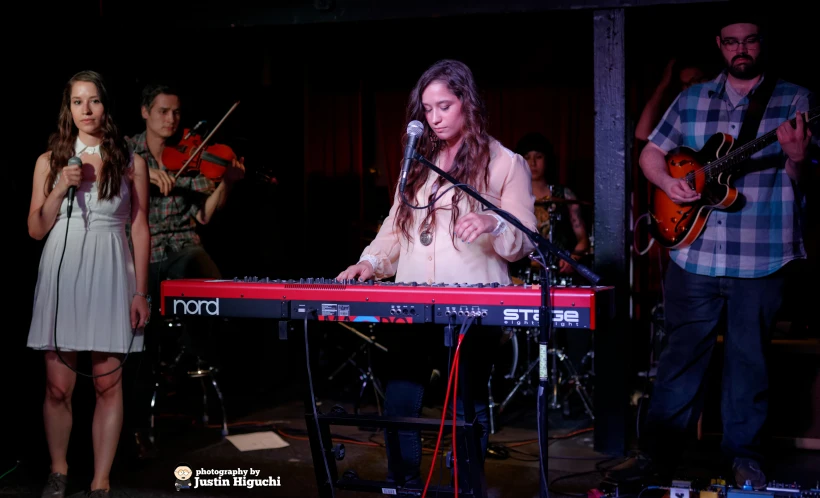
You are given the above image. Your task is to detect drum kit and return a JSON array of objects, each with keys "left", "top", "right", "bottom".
[
  {"left": 489, "top": 194, "right": 596, "bottom": 430},
  {"left": 511, "top": 196, "right": 593, "bottom": 287},
  {"left": 487, "top": 325, "right": 595, "bottom": 433}
]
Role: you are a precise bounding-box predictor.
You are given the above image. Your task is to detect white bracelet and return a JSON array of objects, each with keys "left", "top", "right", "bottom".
[
  {"left": 358, "top": 255, "right": 379, "bottom": 274},
  {"left": 488, "top": 214, "right": 508, "bottom": 237}
]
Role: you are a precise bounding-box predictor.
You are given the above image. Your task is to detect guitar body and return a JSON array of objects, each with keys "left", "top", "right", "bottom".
[{"left": 649, "top": 132, "right": 740, "bottom": 249}]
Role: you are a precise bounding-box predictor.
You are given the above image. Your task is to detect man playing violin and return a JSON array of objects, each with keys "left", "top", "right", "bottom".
[
  {"left": 129, "top": 83, "right": 245, "bottom": 266},
  {"left": 123, "top": 82, "right": 245, "bottom": 459}
]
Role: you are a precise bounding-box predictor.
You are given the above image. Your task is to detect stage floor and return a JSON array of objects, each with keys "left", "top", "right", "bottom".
[
  {"left": 546, "top": 408, "right": 820, "bottom": 498},
  {"left": 2, "top": 318, "right": 817, "bottom": 497},
  {"left": 4, "top": 389, "right": 819, "bottom": 497},
  {"left": 1, "top": 392, "right": 542, "bottom": 497}
]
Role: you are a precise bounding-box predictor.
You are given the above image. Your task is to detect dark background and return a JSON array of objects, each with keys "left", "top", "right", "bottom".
[{"left": 4, "top": 0, "right": 817, "bottom": 472}]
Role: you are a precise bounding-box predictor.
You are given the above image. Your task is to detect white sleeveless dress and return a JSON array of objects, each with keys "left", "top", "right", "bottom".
[{"left": 27, "top": 139, "right": 144, "bottom": 354}]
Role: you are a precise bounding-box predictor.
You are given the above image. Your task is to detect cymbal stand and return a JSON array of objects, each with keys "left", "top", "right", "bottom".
[
  {"left": 497, "top": 327, "right": 539, "bottom": 414},
  {"left": 547, "top": 347, "right": 594, "bottom": 419},
  {"left": 499, "top": 208, "right": 563, "bottom": 415},
  {"left": 326, "top": 322, "right": 388, "bottom": 415},
  {"left": 538, "top": 202, "right": 562, "bottom": 283}
]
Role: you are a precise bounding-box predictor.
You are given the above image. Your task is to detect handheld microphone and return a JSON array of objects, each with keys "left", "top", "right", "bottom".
[
  {"left": 66, "top": 156, "right": 82, "bottom": 216},
  {"left": 400, "top": 120, "right": 425, "bottom": 194}
]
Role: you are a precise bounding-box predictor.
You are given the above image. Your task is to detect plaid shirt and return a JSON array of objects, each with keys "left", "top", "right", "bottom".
[
  {"left": 126, "top": 131, "right": 215, "bottom": 264},
  {"left": 649, "top": 70, "right": 816, "bottom": 278}
]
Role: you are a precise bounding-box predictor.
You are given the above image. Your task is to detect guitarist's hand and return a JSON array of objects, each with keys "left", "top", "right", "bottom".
[
  {"left": 777, "top": 110, "right": 812, "bottom": 164},
  {"left": 664, "top": 177, "right": 701, "bottom": 205}
]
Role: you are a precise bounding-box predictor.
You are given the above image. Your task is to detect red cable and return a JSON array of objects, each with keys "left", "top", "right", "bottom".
[
  {"left": 452, "top": 347, "right": 460, "bottom": 498},
  {"left": 422, "top": 332, "right": 465, "bottom": 498}
]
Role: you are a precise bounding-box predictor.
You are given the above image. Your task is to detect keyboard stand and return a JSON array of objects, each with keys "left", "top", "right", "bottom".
[{"left": 290, "top": 318, "right": 489, "bottom": 498}]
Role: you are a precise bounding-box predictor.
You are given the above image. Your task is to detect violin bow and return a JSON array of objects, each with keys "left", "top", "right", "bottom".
[{"left": 173, "top": 100, "right": 241, "bottom": 180}]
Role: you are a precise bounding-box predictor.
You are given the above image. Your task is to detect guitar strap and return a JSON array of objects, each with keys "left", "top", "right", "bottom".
[{"left": 736, "top": 73, "right": 778, "bottom": 146}]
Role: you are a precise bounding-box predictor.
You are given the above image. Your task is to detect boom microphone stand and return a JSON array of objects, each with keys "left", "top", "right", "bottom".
[{"left": 411, "top": 151, "right": 601, "bottom": 498}]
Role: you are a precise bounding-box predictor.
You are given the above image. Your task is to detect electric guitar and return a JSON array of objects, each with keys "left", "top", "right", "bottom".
[{"left": 649, "top": 106, "right": 819, "bottom": 249}]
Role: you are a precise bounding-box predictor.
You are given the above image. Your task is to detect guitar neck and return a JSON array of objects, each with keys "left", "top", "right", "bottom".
[{"left": 713, "top": 106, "right": 819, "bottom": 176}]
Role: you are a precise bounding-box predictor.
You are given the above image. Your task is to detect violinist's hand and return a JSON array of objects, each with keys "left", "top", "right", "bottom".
[
  {"left": 336, "top": 261, "right": 374, "bottom": 282},
  {"left": 224, "top": 156, "right": 246, "bottom": 185},
  {"left": 149, "top": 168, "right": 175, "bottom": 196}
]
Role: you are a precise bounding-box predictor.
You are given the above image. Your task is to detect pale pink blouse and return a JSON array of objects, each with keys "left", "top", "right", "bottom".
[{"left": 359, "top": 139, "right": 537, "bottom": 285}]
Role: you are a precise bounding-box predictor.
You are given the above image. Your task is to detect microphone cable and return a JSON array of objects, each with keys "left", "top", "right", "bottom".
[{"left": 52, "top": 170, "right": 137, "bottom": 379}]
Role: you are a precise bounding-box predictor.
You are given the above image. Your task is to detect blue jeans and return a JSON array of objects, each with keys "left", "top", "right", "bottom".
[
  {"left": 643, "top": 262, "right": 788, "bottom": 465},
  {"left": 382, "top": 326, "right": 499, "bottom": 485}
]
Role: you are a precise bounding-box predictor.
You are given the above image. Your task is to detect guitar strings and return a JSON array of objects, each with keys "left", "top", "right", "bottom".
[{"left": 693, "top": 108, "right": 817, "bottom": 179}]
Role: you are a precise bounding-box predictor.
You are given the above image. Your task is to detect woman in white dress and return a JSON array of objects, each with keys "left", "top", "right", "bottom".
[{"left": 27, "top": 70, "right": 150, "bottom": 498}]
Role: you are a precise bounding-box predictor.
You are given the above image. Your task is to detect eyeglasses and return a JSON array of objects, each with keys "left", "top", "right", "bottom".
[{"left": 721, "top": 35, "right": 761, "bottom": 50}]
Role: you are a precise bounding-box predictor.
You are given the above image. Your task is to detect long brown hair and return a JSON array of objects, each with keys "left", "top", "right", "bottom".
[
  {"left": 394, "top": 59, "right": 491, "bottom": 247},
  {"left": 46, "top": 70, "right": 129, "bottom": 200}
]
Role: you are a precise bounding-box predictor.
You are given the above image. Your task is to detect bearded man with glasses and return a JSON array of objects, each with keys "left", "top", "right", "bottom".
[{"left": 607, "top": 10, "right": 817, "bottom": 490}]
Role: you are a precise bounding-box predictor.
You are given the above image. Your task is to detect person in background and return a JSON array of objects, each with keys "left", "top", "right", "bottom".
[{"left": 123, "top": 82, "right": 245, "bottom": 459}]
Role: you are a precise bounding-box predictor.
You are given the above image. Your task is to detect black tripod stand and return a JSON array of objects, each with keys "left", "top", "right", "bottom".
[{"left": 326, "top": 322, "right": 388, "bottom": 415}]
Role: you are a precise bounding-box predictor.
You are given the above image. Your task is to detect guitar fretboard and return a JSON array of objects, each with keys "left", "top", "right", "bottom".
[{"left": 705, "top": 106, "right": 819, "bottom": 178}]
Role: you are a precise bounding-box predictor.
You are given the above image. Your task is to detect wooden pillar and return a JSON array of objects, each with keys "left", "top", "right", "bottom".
[{"left": 592, "top": 7, "right": 629, "bottom": 456}]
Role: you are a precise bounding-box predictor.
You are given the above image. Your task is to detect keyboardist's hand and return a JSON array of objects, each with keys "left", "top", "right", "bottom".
[{"left": 336, "top": 261, "right": 374, "bottom": 282}]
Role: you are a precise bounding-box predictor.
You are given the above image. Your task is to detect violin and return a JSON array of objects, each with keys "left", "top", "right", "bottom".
[
  {"left": 159, "top": 101, "right": 278, "bottom": 186},
  {"left": 162, "top": 128, "right": 237, "bottom": 182},
  {"left": 161, "top": 101, "right": 241, "bottom": 183}
]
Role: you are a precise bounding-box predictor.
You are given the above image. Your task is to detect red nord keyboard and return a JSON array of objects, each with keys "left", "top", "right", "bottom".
[{"left": 161, "top": 277, "right": 614, "bottom": 330}]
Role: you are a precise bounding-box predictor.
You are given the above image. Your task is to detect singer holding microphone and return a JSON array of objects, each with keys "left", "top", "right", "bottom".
[
  {"left": 26, "top": 70, "right": 150, "bottom": 498},
  {"left": 337, "top": 59, "right": 537, "bottom": 489}
]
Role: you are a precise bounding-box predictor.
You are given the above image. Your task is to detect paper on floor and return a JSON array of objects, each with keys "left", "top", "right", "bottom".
[{"left": 226, "top": 431, "right": 290, "bottom": 451}]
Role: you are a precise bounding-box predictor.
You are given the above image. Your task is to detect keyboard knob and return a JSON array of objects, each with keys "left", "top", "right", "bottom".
[
  {"left": 410, "top": 281, "right": 418, "bottom": 286},
  {"left": 491, "top": 282, "right": 499, "bottom": 287}
]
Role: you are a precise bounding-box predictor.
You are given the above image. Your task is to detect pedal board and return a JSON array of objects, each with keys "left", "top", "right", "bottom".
[
  {"left": 589, "top": 480, "right": 820, "bottom": 498},
  {"left": 726, "top": 489, "right": 775, "bottom": 498}
]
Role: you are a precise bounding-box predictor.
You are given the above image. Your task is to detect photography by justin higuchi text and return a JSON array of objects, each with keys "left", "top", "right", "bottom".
[{"left": 173, "top": 464, "right": 282, "bottom": 491}]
